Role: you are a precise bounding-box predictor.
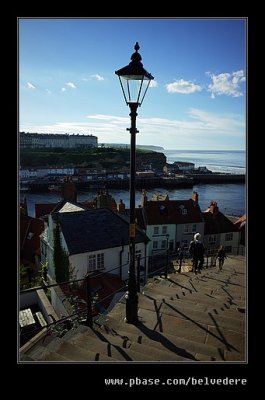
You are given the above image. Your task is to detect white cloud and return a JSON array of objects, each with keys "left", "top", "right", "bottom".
[
  {"left": 46, "top": 89, "right": 51, "bottom": 95},
  {"left": 90, "top": 74, "right": 104, "bottom": 81},
  {"left": 27, "top": 82, "right": 36, "bottom": 89},
  {"left": 66, "top": 82, "right": 76, "bottom": 89},
  {"left": 208, "top": 70, "right": 245, "bottom": 98},
  {"left": 149, "top": 80, "right": 158, "bottom": 88},
  {"left": 20, "top": 109, "right": 245, "bottom": 149},
  {"left": 61, "top": 87, "right": 66, "bottom": 92},
  {"left": 166, "top": 79, "right": 202, "bottom": 94}
]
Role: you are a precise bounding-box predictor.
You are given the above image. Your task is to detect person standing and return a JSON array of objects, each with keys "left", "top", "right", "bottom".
[
  {"left": 217, "top": 245, "right": 226, "bottom": 270},
  {"left": 189, "top": 233, "right": 205, "bottom": 274}
]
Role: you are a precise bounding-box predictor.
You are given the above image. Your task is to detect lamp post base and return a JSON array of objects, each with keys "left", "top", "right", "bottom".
[{"left": 125, "top": 291, "right": 139, "bottom": 324}]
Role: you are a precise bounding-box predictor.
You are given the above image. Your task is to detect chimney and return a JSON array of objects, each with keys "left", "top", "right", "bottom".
[
  {"left": 209, "top": 201, "right": 219, "bottom": 216},
  {"left": 96, "top": 190, "right": 116, "bottom": 210},
  {"left": 61, "top": 177, "right": 77, "bottom": 202},
  {"left": 141, "top": 189, "right": 148, "bottom": 208},
  {"left": 117, "top": 199, "right": 125, "bottom": 214}
]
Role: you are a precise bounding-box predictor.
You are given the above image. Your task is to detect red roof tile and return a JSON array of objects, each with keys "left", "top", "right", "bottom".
[
  {"left": 145, "top": 200, "right": 203, "bottom": 225},
  {"left": 35, "top": 204, "right": 57, "bottom": 218}
]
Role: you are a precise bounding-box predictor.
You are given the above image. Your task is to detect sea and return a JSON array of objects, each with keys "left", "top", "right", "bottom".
[
  {"left": 21, "top": 150, "right": 246, "bottom": 218},
  {"left": 163, "top": 149, "right": 246, "bottom": 175}
]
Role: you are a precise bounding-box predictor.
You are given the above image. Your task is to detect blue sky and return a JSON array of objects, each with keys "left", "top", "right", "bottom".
[{"left": 19, "top": 18, "right": 246, "bottom": 150}]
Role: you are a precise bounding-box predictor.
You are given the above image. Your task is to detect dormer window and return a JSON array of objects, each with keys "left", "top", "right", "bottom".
[
  {"left": 179, "top": 205, "right": 187, "bottom": 215},
  {"left": 159, "top": 204, "right": 168, "bottom": 215}
]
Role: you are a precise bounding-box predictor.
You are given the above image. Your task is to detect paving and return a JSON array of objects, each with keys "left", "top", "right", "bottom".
[{"left": 20, "top": 255, "right": 246, "bottom": 363}]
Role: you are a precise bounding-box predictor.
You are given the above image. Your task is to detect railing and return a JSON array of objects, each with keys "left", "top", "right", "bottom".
[{"left": 19, "top": 245, "right": 245, "bottom": 344}]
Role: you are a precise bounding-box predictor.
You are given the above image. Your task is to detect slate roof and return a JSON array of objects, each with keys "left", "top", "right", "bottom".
[
  {"left": 144, "top": 200, "right": 204, "bottom": 225},
  {"left": 57, "top": 208, "right": 149, "bottom": 255},
  {"left": 203, "top": 211, "right": 239, "bottom": 234}
]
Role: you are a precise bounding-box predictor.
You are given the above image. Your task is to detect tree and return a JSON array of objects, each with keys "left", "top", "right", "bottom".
[{"left": 53, "top": 220, "right": 70, "bottom": 283}]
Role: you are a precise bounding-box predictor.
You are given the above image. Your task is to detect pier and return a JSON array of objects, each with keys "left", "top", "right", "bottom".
[{"left": 26, "top": 174, "right": 245, "bottom": 193}]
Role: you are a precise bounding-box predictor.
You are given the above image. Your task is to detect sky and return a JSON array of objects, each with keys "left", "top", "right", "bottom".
[{"left": 19, "top": 18, "right": 246, "bottom": 150}]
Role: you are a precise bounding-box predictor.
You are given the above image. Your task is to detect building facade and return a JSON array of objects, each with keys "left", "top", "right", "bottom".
[
  {"left": 20, "top": 132, "right": 98, "bottom": 149},
  {"left": 203, "top": 202, "right": 240, "bottom": 255}
]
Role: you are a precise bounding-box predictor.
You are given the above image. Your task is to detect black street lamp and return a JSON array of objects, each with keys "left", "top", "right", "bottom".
[{"left": 115, "top": 42, "right": 154, "bottom": 324}]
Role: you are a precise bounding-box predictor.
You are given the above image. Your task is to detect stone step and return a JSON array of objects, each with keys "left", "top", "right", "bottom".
[
  {"left": 149, "top": 278, "right": 245, "bottom": 303},
  {"left": 27, "top": 345, "right": 70, "bottom": 362},
  {"left": 19, "top": 354, "right": 35, "bottom": 362},
  {"left": 107, "top": 303, "right": 244, "bottom": 357},
  {"left": 47, "top": 339, "right": 120, "bottom": 362},
  {"left": 142, "top": 289, "right": 244, "bottom": 321},
  {"left": 143, "top": 287, "right": 231, "bottom": 308},
  {"left": 67, "top": 331, "right": 135, "bottom": 362},
  {"left": 68, "top": 326, "right": 183, "bottom": 361},
  {"left": 129, "top": 340, "right": 195, "bottom": 361},
  {"left": 97, "top": 324, "right": 223, "bottom": 361},
  {"left": 96, "top": 324, "right": 194, "bottom": 361}
]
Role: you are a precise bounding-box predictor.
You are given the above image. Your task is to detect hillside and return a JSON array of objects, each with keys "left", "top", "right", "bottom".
[{"left": 20, "top": 147, "right": 166, "bottom": 169}]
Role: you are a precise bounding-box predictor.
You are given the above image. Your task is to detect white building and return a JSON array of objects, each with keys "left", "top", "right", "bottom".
[
  {"left": 140, "top": 191, "right": 205, "bottom": 257},
  {"left": 20, "top": 132, "right": 98, "bottom": 149},
  {"left": 40, "top": 202, "right": 149, "bottom": 283}
]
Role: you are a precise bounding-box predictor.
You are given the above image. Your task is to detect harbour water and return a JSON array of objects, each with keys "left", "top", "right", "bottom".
[
  {"left": 20, "top": 149, "right": 246, "bottom": 218},
  {"left": 22, "top": 183, "right": 245, "bottom": 219}
]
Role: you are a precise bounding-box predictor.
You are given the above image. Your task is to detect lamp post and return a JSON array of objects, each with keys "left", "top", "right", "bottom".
[{"left": 115, "top": 42, "right": 154, "bottom": 324}]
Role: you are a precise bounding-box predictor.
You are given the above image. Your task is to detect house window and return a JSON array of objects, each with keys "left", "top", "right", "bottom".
[
  {"left": 97, "top": 253, "right": 104, "bottom": 269},
  {"left": 153, "top": 226, "right": 159, "bottom": 235},
  {"left": 88, "top": 255, "right": 96, "bottom": 271},
  {"left": 184, "top": 225, "right": 189, "bottom": 234},
  {"left": 225, "top": 246, "right": 232, "bottom": 253},
  {"left": 88, "top": 253, "right": 104, "bottom": 271},
  {"left": 162, "top": 226, "right": 167, "bottom": 234},
  {"left": 192, "top": 224, "right": 196, "bottom": 233},
  {"left": 208, "top": 235, "right": 216, "bottom": 244},
  {"left": 225, "top": 233, "right": 233, "bottom": 241},
  {"left": 161, "top": 240, "right": 167, "bottom": 249},
  {"left": 153, "top": 241, "right": 158, "bottom": 249}
]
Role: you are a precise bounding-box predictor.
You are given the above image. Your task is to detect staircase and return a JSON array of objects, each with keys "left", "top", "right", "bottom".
[{"left": 20, "top": 255, "right": 246, "bottom": 362}]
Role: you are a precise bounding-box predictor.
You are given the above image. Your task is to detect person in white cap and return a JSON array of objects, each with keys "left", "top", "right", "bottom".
[{"left": 189, "top": 233, "right": 205, "bottom": 274}]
